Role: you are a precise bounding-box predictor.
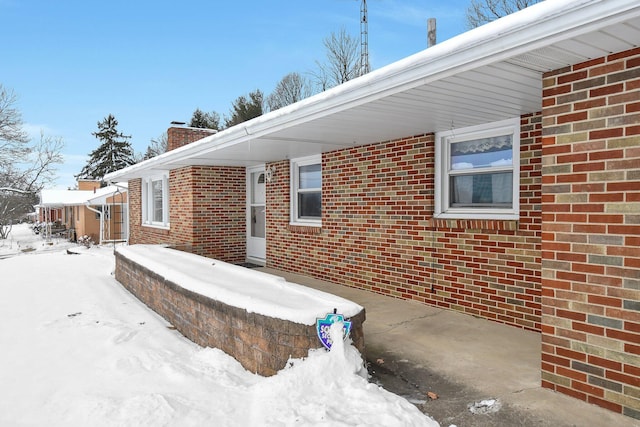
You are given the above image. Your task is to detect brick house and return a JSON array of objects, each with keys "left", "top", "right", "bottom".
[
  {"left": 38, "top": 179, "right": 128, "bottom": 243},
  {"left": 105, "top": 0, "right": 640, "bottom": 419}
]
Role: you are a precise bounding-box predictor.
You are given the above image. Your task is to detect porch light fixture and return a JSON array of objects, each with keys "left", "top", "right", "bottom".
[{"left": 265, "top": 165, "right": 276, "bottom": 183}]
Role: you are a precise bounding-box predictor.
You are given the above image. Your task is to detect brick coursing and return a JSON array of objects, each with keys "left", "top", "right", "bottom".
[
  {"left": 267, "top": 117, "right": 542, "bottom": 331},
  {"left": 114, "top": 250, "right": 366, "bottom": 376},
  {"left": 121, "top": 46, "right": 639, "bottom": 421},
  {"left": 541, "top": 47, "right": 640, "bottom": 418},
  {"left": 128, "top": 166, "right": 246, "bottom": 263},
  {"left": 167, "top": 126, "right": 216, "bottom": 151}
]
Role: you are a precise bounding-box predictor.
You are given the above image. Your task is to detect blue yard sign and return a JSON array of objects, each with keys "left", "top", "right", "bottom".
[{"left": 316, "top": 312, "right": 352, "bottom": 350}]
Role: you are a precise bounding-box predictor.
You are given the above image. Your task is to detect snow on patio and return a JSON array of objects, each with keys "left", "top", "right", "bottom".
[{"left": 0, "top": 224, "right": 438, "bottom": 426}]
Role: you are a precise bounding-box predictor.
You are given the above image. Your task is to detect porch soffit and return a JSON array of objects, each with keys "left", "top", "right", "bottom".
[{"left": 105, "top": 1, "right": 640, "bottom": 181}]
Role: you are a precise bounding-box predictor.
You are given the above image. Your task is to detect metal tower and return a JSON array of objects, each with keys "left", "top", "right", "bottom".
[{"left": 360, "top": 0, "right": 370, "bottom": 76}]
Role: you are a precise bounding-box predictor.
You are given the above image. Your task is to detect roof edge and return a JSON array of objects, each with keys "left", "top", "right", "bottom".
[{"left": 105, "top": 0, "right": 640, "bottom": 182}]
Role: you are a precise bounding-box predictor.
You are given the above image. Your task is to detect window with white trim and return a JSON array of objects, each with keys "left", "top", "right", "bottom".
[
  {"left": 141, "top": 174, "right": 170, "bottom": 228},
  {"left": 290, "top": 155, "right": 321, "bottom": 226},
  {"left": 435, "top": 118, "right": 520, "bottom": 220}
]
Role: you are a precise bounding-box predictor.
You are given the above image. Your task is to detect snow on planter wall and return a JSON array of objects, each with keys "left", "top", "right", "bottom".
[{"left": 114, "top": 245, "right": 366, "bottom": 376}]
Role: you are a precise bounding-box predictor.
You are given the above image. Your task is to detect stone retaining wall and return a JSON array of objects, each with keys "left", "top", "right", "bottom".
[{"left": 114, "top": 251, "right": 366, "bottom": 376}]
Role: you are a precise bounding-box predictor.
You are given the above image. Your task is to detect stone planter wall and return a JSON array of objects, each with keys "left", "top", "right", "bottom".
[{"left": 114, "top": 250, "right": 366, "bottom": 376}]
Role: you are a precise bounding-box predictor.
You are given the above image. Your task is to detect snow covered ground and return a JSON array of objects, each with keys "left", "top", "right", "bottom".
[
  {"left": 0, "top": 224, "right": 438, "bottom": 426},
  {"left": 0, "top": 222, "right": 78, "bottom": 258}
]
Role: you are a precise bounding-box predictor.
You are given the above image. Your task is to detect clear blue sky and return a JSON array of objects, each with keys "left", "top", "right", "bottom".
[{"left": 1, "top": 0, "right": 469, "bottom": 189}]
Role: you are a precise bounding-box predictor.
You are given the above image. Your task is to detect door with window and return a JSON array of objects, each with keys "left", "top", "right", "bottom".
[{"left": 247, "top": 166, "right": 266, "bottom": 262}]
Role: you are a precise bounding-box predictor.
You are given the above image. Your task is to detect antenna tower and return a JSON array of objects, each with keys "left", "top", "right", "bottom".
[{"left": 360, "top": 0, "right": 370, "bottom": 76}]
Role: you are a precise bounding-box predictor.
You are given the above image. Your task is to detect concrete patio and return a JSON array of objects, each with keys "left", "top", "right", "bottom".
[{"left": 260, "top": 267, "right": 639, "bottom": 427}]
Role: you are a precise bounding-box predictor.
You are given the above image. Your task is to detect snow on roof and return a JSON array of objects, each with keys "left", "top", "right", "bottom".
[
  {"left": 86, "top": 183, "right": 128, "bottom": 205},
  {"left": 116, "top": 245, "right": 363, "bottom": 325},
  {"left": 104, "top": 0, "right": 640, "bottom": 183},
  {"left": 39, "top": 183, "right": 128, "bottom": 207},
  {"left": 39, "top": 189, "right": 93, "bottom": 207}
]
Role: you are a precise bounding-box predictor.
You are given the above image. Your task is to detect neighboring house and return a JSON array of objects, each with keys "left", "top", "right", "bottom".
[
  {"left": 38, "top": 180, "right": 128, "bottom": 244},
  {"left": 37, "top": 204, "right": 63, "bottom": 224},
  {"left": 105, "top": 0, "right": 640, "bottom": 419}
]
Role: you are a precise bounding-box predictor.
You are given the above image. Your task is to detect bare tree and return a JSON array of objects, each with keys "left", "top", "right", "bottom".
[
  {"left": 0, "top": 85, "right": 30, "bottom": 171},
  {"left": 22, "top": 131, "right": 64, "bottom": 190},
  {"left": 0, "top": 132, "right": 63, "bottom": 238},
  {"left": 0, "top": 187, "right": 33, "bottom": 239},
  {"left": 466, "top": 0, "right": 542, "bottom": 29},
  {"left": 140, "top": 132, "right": 168, "bottom": 161},
  {"left": 310, "top": 66, "right": 331, "bottom": 93},
  {"left": 266, "top": 72, "right": 313, "bottom": 112},
  {"left": 311, "top": 27, "right": 360, "bottom": 91},
  {"left": 0, "top": 85, "right": 64, "bottom": 238}
]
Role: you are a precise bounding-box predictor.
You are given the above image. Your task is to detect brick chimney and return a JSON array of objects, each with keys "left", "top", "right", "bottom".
[
  {"left": 167, "top": 124, "right": 217, "bottom": 151},
  {"left": 77, "top": 179, "right": 101, "bottom": 191}
]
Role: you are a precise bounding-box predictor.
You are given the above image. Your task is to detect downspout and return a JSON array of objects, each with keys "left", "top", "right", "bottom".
[{"left": 85, "top": 204, "right": 103, "bottom": 245}]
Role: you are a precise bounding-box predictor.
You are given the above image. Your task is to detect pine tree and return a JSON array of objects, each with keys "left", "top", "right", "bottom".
[
  {"left": 190, "top": 108, "right": 221, "bottom": 130},
  {"left": 224, "top": 90, "right": 264, "bottom": 128},
  {"left": 77, "top": 114, "right": 135, "bottom": 180}
]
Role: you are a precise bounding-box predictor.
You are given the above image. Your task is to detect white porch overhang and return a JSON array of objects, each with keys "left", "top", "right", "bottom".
[
  {"left": 39, "top": 190, "right": 94, "bottom": 208},
  {"left": 85, "top": 183, "right": 128, "bottom": 206},
  {"left": 104, "top": 0, "right": 640, "bottom": 182}
]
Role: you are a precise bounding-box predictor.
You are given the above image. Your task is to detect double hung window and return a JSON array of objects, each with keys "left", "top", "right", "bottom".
[
  {"left": 142, "top": 174, "right": 170, "bottom": 228},
  {"left": 290, "top": 155, "right": 321, "bottom": 226},
  {"left": 435, "top": 118, "right": 520, "bottom": 220}
]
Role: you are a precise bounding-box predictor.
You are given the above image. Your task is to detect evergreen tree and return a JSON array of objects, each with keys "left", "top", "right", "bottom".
[
  {"left": 190, "top": 108, "right": 221, "bottom": 130},
  {"left": 77, "top": 114, "right": 134, "bottom": 180},
  {"left": 224, "top": 90, "right": 264, "bottom": 128}
]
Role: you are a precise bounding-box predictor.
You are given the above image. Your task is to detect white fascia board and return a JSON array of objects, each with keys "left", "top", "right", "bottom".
[
  {"left": 86, "top": 185, "right": 126, "bottom": 205},
  {"left": 40, "top": 190, "right": 94, "bottom": 207},
  {"left": 178, "top": 0, "right": 640, "bottom": 145},
  {"left": 104, "top": 0, "right": 640, "bottom": 182},
  {"left": 291, "top": 0, "right": 639, "bottom": 109},
  {"left": 241, "top": 0, "right": 639, "bottom": 125}
]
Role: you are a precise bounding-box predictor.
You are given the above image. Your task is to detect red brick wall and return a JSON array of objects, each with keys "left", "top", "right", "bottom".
[
  {"left": 128, "top": 166, "right": 246, "bottom": 263},
  {"left": 167, "top": 126, "right": 216, "bottom": 151},
  {"left": 127, "top": 178, "right": 145, "bottom": 244},
  {"left": 190, "top": 166, "right": 246, "bottom": 262},
  {"left": 267, "top": 115, "right": 542, "bottom": 330},
  {"left": 541, "top": 47, "right": 640, "bottom": 418}
]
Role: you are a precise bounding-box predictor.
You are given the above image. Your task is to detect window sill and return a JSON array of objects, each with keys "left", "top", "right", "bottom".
[
  {"left": 430, "top": 217, "right": 519, "bottom": 231},
  {"left": 289, "top": 220, "right": 321, "bottom": 228},
  {"left": 434, "top": 212, "right": 519, "bottom": 221},
  {"left": 142, "top": 223, "right": 170, "bottom": 231},
  {"left": 287, "top": 223, "right": 322, "bottom": 234}
]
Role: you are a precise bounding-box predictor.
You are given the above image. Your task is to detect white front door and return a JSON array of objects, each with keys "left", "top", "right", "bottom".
[{"left": 247, "top": 166, "right": 266, "bottom": 262}]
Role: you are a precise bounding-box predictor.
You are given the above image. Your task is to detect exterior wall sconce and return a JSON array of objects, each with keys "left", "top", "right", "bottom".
[{"left": 265, "top": 165, "right": 276, "bottom": 183}]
